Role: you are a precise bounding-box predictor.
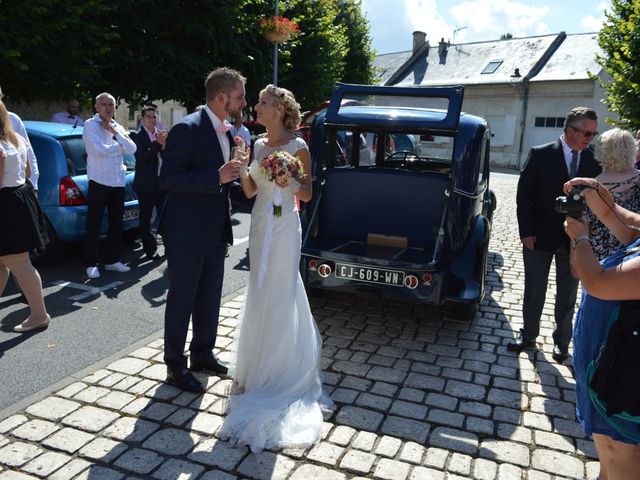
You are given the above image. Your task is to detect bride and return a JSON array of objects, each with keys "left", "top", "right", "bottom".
[{"left": 218, "top": 85, "right": 333, "bottom": 453}]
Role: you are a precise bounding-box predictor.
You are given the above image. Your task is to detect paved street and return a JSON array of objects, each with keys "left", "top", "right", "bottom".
[{"left": 0, "top": 171, "right": 599, "bottom": 480}]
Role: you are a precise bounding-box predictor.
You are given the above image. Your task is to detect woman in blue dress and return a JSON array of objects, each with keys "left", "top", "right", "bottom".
[{"left": 564, "top": 175, "right": 640, "bottom": 480}]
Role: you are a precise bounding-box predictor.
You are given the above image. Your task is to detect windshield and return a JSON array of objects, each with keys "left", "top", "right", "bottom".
[{"left": 59, "top": 137, "right": 135, "bottom": 176}]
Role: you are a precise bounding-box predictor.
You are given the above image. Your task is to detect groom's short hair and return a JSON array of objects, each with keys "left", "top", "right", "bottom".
[{"left": 205, "top": 67, "right": 246, "bottom": 101}]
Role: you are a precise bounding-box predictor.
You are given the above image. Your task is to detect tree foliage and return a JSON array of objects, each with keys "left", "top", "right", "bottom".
[
  {"left": 596, "top": 0, "right": 640, "bottom": 130},
  {"left": 0, "top": 0, "right": 375, "bottom": 111}
]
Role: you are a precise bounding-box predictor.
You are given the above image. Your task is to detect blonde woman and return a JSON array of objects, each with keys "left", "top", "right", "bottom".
[
  {"left": 219, "top": 85, "right": 332, "bottom": 453},
  {"left": 586, "top": 128, "right": 640, "bottom": 259},
  {"left": 0, "top": 100, "right": 50, "bottom": 332}
]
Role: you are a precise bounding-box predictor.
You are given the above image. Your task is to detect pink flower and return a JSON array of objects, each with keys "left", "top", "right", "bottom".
[{"left": 259, "top": 150, "right": 305, "bottom": 186}]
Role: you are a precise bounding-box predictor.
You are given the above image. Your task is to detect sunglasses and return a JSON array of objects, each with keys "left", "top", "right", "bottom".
[{"left": 572, "top": 126, "right": 599, "bottom": 138}]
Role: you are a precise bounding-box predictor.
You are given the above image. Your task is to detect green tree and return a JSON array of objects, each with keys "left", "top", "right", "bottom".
[
  {"left": 0, "top": 0, "right": 375, "bottom": 112},
  {"left": 596, "top": 0, "right": 640, "bottom": 129},
  {"left": 500, "top": 33, "right": 513, "bottom": 40},
  {"left": 335, "top": 0, "right": 376, "bottom": 85},
  {"left": 0, "top": 1, "right": 118, "bottom": 103}
]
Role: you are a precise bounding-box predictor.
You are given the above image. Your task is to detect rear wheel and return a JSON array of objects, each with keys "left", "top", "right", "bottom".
[{"left": 30, "top": 218, "right": 64, "bottom": 265}]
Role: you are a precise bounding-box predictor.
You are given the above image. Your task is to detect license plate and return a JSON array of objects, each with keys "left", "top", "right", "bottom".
[
  {"left": 335, "top": 262, "right": 405, "bottom": 286},
  {"left": 123, "top": 208, "right": 139, "bottom": 221}
]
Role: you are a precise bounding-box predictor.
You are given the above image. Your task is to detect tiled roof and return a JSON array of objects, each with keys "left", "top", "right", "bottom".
[{"left": 378, "top": 32, "right": 602, "bottom": 87}]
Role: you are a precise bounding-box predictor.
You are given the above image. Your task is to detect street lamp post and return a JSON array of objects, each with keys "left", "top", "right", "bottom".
[{"left": 273, "top": 0, "right": 279, "bottom": 85}]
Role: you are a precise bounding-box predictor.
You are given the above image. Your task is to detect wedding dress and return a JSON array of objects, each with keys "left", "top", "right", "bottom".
[{"left": 219, "top": 137, "right": 333, "bottom": 454}]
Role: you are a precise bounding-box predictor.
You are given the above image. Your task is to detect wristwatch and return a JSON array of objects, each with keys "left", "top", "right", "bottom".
[{"left": 571, "top": 235, "right": 589, "bottom": 249}]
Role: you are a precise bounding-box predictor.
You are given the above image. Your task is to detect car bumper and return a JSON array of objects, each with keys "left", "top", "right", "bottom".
[
  {"left": 300, "top": 250, "right": 444, "bottom": 304},
  {"left": 42, "top": 201, "right": 140, "bottom": 242}
]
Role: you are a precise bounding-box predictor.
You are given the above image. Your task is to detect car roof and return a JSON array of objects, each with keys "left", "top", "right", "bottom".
[
  {"left": 320, "top": 106, "right": 486, "bottom": 131},
  {"left": 23, "top": 121, "right": 84, "bottom": 138}
]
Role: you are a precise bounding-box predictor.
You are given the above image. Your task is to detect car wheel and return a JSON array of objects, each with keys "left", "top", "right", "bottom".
[{"left": 30, "top": 218, "right": 64, "bottom": 265}]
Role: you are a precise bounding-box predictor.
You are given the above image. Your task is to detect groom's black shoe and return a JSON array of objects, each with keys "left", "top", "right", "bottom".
[
  {"left": 166, "top": 369, "right": 204, "bottom": 393},
  {"left": 190, "top": 354, "right": 228, "bottom": 375}
]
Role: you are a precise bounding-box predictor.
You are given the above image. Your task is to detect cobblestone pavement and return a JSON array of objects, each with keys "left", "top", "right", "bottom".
[{"left": 0, "top": 174, "right": 598, "bottom": 480}]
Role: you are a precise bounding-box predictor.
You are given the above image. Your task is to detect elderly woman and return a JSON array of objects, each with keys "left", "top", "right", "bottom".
[
  {"left": 586, "top": 128, "right": 640, "bottom": 260},
  {"left": 564, "top": 173, "right": 640, "bottom": 479},
  {"left": 0, "top": 100, "right": 50, "bottom": 332}
]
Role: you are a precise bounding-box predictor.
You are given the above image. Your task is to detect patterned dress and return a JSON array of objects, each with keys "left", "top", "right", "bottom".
[{"left": 586, "top": 173, "right": 640, "bottom": 260}]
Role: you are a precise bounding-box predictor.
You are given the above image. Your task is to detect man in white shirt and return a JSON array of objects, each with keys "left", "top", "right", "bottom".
[
  {"left": 51, "top": 98, "right": 85, "bottom": 127},
  {"left": 82, "top": 92, "right": 136, "bottom": 279}
]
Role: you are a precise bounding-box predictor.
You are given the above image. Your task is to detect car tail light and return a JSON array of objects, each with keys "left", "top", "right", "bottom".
[
  {"left": 59, "top": 176, "right": 87, "bottom": 206},
  {"left": 404, "top": 275, "right": 419, "bottom": 289},
  {"left": 309, "top": 259, "right": 318, "bottom": 271},
  {"left": 318, "top": 264, "right": 332, "bottom": 278},
  {"left": 422, "top": 273, "right": 432, "bottom": 285}
]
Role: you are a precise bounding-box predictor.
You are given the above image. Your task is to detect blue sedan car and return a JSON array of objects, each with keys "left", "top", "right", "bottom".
[{"left": 24, "top": 122, "right": 140, "bottom": 263}]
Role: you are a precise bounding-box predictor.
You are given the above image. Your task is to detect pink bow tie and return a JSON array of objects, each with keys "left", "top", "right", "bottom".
[{"left": 216, "top": 122, "right": 232, "bottom": 134}]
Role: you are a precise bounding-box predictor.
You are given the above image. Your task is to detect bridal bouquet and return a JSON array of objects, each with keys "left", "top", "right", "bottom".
[{"left": 259, "top": 150, "right": 305, "bottom": 217}]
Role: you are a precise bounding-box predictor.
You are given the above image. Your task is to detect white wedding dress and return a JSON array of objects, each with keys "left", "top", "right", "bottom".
[{"left": 219, "top": 137, "right": 333, "bottom": 454}]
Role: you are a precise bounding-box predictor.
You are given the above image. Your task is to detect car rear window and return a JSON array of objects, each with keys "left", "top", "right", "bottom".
[
  {"left": 330, "top": 129, "right": 453, "bottom": 169},
  {"left": 59, "top": 137, "right": 135, "bottom": 176}
]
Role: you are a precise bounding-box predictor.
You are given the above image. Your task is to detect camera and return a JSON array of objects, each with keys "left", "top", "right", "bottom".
[{"left": 555, "top": 186, "right": 586, "bottom": 219}]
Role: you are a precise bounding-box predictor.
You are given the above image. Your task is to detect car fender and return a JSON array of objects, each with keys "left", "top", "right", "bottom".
[{"left": 445, "top": 214, "right": 491, "bottom": 303}]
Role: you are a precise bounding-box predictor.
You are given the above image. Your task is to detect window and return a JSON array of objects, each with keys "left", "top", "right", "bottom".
[
  {"left": 534, "top": 117, "right": 565, "bottom": 128},
  {"left": 481, "top": 60, "right": 503, "bottom": 74}
]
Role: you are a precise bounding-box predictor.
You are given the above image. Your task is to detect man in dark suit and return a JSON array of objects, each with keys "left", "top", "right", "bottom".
[
  {"left": 160, "top": 67, "right": 246, "bottom": 392},
  {"left": 511, "top": 107, "right": 601, "bottom": 364},
  {"left": 131, "top": 106, "right": 167, "bottom": 260}
]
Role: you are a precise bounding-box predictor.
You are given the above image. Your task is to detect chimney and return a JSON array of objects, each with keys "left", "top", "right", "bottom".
[
  {"left": 438, "top": 38, "right": 449, "bottom": 64},
  {"left": 413, "top": 31, "right": 427, "bottom": 53}
]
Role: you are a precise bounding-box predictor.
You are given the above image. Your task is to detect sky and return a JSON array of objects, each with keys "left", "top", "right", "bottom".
[{"left": 360, "top": 0, "right": 611, "bottom": 54}]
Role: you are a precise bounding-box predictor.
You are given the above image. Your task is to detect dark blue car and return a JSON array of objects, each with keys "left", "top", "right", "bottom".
[
  {"left": 300, "top": 83, "right": 496, "bottom": 320},
  {"left": 24, "top": 122, "right": 140, "bottom": 262}
]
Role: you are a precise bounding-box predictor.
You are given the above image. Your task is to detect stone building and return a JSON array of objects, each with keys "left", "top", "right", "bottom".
[{"left": 374, "top": 31, "right": 616, "bottom": 169}]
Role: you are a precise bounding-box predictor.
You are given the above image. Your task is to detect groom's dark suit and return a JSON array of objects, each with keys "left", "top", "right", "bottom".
[
  {"left": 516, "top": 139, "right": 601, "bottom": 350},
  {"left": 159, "top": 109, "right": 233, "bottom": 372}
]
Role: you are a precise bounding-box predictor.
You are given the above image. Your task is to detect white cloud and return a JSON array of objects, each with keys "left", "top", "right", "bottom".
[
  {"left": 581, "top": 2, "right": 609, "bottom": 31},
  {"left": 448, "top": 0, "right": 550, "bottom": 42},
  {"left": 361, "top": 0, "right": 455, "bottom": 53}
]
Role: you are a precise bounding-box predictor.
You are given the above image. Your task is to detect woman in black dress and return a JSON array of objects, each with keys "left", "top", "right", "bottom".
[{"left": 0, "top": 99, "right": 50, "bottom": 332}]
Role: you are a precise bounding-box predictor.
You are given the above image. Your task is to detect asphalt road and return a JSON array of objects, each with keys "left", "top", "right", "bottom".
[{"left": 0, "top": 205, "right": 253, "bottom": 413}]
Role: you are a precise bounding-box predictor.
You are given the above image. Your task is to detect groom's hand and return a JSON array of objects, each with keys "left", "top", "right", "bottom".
[{"left": 219, "top": 160, "right": 242, "bottom": 184}]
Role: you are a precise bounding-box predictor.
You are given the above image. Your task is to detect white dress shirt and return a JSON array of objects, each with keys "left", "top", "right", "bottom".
[
  {"left": 0, "top": 136, "right": 28, "bottom": 188},
  {"left": 204, "top": 105, "right": 230, "bottom": 163},
  {"left": 51, "top": 111, "right": 85, "bottom": 126},
  {"left": 8, "top": 112, "right": 39, "bottom": 189},
  {"left": 83, "top": 114, "right": 137, "bottom": 187}
]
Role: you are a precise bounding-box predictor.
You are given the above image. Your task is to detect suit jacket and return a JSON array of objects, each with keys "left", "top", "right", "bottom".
[
  {"left": 131, "top": 127, "right": 162, "bottom": 194},
  {"left": 159, "top": 109, "right": 233, "bottom": 246},
  {"left": 516, "top": 139, "right": 601, "bottom": 252}
]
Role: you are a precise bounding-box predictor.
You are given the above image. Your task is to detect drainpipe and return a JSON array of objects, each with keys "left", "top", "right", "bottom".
[
  {"left": 514, "top": 31, "right": 567, "bottom": 169},
  {"left": 515, "top": 80, "right": 530, "bottom": 170}
]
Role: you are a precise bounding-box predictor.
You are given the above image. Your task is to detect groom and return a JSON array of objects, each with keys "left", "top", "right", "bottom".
[{"left": 160, "top": 67, "right": 247, "bottom": 393}]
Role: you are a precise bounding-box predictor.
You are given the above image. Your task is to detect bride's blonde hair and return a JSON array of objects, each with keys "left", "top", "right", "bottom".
[{"left": 260, "top": 84, "right": 301, "bottom": 132}]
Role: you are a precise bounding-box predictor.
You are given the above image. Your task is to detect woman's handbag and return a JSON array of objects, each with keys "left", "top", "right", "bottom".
[{"left": 587, "top": 300, "right": 640, "bottom": 442}]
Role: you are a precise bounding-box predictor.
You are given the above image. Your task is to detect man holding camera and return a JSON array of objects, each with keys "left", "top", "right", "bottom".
[{"left": 511, "top": 107, "right": 601, "bottom": 363}]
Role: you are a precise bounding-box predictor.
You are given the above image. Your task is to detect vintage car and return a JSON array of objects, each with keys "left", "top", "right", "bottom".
[
  {"left": 24, "top": 122, "right": 140, "bottom": 263},
  {"left": 299, "top": 83, "right": 496, "bottom": 320}
]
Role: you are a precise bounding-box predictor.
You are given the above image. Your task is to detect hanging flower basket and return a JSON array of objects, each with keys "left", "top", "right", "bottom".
[{"left": 261, "top": 15, "right": 300, "bottom": 43}]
